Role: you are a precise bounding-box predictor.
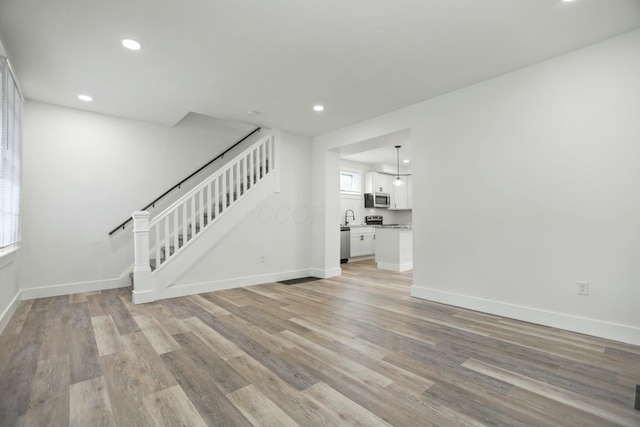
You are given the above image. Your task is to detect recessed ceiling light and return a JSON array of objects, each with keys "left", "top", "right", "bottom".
[
  {"left": 247, "top": 110, "right": 260, "bottom": 116},
  {"left": 403, "top": 159, "right": 410, "bottom": 164},
  {"left": 313, "top": 105, "right": 324, "bottom": 112},
  {"left": 78, "top": 94, "right": 93, "bottom": 102},
  {"left": 122, "top": 39, "right": 142, "bottom": 50},
  {"left": 562, "top": 0, "right": 576, "bottom": 2}
]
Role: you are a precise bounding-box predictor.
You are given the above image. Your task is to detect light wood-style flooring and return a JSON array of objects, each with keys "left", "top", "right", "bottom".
[{"left": 1, "top": 260, "right": 639, "bottom": 426}]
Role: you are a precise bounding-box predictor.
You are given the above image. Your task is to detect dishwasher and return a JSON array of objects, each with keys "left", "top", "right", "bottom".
[{"left": 340, "top": 226, "right": 350, "bottom": 263}]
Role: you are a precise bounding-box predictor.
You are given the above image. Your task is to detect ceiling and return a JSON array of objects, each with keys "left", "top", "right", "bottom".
[
  {"left": 1, "top": 0, "right": 639, "bottom": 140},
  {"left": 341, "top": 143, "right": 413, "bottom": 168}
]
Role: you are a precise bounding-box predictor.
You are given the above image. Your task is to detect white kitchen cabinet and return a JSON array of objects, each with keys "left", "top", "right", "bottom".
[
  {"left": 407, "top": 175, "right": 413, "bottom": 209},
  {"left": 364, "top": 172, "right": 391, "bottom": 194},
  {"left": 349, "top": 227, "right": 375, "bottom": 257},
  {"left": 389, "top": 176, "right": 412, "bottom": 210}
]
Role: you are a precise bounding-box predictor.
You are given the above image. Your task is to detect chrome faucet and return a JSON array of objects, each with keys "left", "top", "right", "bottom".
[{"left": 344, "top": 209, "right": 355, "bottom": 225}]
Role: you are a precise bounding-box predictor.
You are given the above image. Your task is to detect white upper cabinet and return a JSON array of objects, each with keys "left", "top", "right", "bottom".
[
  {"left": 389, "top": 176, "right": 412, "bottom": 210},
  {"left": 364, "top": 171, "right": 412, "bottom": 209},
  {"left": 407, "top": 174, "right": 413, "bottom": 210},
  {"left": 364, "top": 172, "right": 391, "bottom": 194}
]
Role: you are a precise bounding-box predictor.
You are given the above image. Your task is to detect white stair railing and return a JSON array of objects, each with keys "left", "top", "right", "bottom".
[{"left": 132, "top": 133, "right": 275, "bottom": 304}]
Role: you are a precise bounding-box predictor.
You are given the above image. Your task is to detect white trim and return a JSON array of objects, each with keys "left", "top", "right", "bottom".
[
  {"left": 0, "top": 290, "right": 21, "bottom": 334},
  {"left": 339, "top": 168, "right": 361, "bottom": 194},
  {"left": 411, "top": 285, "right": 640, "bottom": 346},
  {"left": 159, "top": 269, "right": 312, "bottom": 300},
  {"left": 0, "top": 56, "right": 24, "bottom": 100},
  {"left": 348, "top": 255, "right": 374, "bottom": 262},
  {"left": 310, "top": 267, "right": 342, "bottom": 279},
  {"left": 0, "top": 245, "right": 18, "bottom": 270},
  {"left": 272, "top": 129, "right": 281, "bottom": 193},
  {"left": 132, "top": 289, "right": 155, "bottom": 304},
  {"left": 377, "top": 261, "right": 412, "bottom": 272},
  {"left": 21, "top": 272, "right": 131, "bottom": 300}
]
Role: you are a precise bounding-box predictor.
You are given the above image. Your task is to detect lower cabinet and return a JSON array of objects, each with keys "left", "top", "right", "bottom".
[{"left": 350, "top": 227, "right": 375, "bottom": 257}]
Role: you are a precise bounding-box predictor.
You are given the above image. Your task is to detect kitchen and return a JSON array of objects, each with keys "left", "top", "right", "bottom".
[{"left": 339, "top": 144, "right": 413, "bottom": 272}]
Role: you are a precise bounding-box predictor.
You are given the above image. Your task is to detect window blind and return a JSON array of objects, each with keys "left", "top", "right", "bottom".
[{"left": 0, "top": 57, "right": 22, "bottom": 249}]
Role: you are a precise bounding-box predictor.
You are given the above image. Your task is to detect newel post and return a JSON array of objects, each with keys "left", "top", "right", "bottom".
[{"left": 132, "top": 211, "right": 154, "bottom": 304}]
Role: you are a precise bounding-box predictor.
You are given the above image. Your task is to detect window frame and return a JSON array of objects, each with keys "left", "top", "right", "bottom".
[
  {"left": 0, "top": 56, "right": 23, "bottom": 252},
  {"left": 340, "top": 169, "right": 361, "bottom": 195}
]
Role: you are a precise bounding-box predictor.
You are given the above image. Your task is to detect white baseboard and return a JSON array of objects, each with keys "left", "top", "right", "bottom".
[
  {"left": 0, "top": 290, "right": 22, "bottom": 335},
  {"left": 310, "top": 267, "right": 342, "bottom": 279},
  {"left": 159, "top": 268, "right": 313, "bottom": 300},
  {"left": 21, "top": 272, "right": 132, "bottom": 301},
  {"left": 411, "top": 285, "right": 640, "bottom": 347},
  {"left": 377, "top": 261, "right": 413, "bottom": 272},
  {"left": 132, "top": 289, "right": 155, "bottom": 304},
  {"left": 347, "top": 255, "right": 374, "bottom": 262}
]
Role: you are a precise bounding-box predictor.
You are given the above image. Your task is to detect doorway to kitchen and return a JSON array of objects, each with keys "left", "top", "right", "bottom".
[{"left": 323, "top": 128, "right": 413, "bottom": 280}]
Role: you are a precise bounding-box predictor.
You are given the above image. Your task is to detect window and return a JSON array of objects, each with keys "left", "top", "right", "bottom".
[
  {"left": 340, "top": 170, "right": 360, "bottom": 194},
  {"left": 0, "top": 57, "right": 22, "bottom": 250}
]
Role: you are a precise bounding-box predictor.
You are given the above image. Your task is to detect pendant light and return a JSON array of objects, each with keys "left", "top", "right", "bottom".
[{"left": 392, "top": 145, "right": 404, "bottom": 186}]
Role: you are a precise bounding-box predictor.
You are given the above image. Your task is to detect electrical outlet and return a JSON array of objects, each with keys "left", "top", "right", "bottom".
[
  {"left": 260, "top": 255, "right": 265, "bottom": 263},
  {"left": 577, "top": 281, "right": 589, "bottom": 296}
]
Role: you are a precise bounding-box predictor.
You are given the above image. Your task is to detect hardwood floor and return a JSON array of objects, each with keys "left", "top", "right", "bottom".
[{"left": 1, "top": 260, "right": 639, "bottom": 426}]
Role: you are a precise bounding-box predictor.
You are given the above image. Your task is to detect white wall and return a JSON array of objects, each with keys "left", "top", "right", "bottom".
[
  {"left": 20, "top": 101, "right": 263, "bottom": 295},
  {"left": 314, "top": 29, "right": 640, "bottom": 345},
  {"left": 310, "top": 146, "right": 341, "bottom": 278},
  {"left": 176, "top": 131, "right": 314, "bottom": 287}
]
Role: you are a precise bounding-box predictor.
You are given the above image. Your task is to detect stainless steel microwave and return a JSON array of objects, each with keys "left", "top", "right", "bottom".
[{"left": 364, "top": 192, "right": 390, "bottom": 208}]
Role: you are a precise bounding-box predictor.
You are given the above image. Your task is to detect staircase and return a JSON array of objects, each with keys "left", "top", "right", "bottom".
[{"left": 131, "top": 132, "right": 277, "bottom": 303}]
